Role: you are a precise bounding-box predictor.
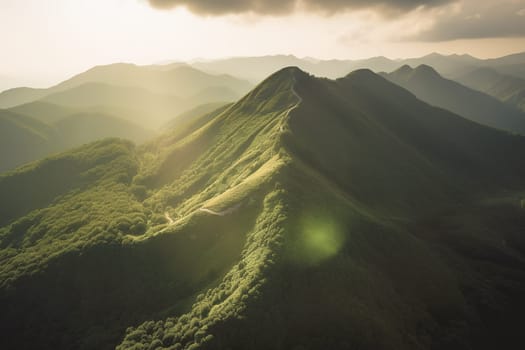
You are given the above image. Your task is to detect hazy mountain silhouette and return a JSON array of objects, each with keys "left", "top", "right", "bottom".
[
  {"left": 0, "top": 64, "right": 252, "bottom": 125},
  {"left": 188, "top": 51, "right": 525, "bottom": 82}
]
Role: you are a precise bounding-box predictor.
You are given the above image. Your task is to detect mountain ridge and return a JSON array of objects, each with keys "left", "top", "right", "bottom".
[{"left": 2, "top": 67, "right": 525, "bottom": 350}]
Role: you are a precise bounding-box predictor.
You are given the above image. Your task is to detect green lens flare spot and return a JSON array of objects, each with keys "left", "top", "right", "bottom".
[{"left": 295, "top": 214, "right": 345, "bottom": 265}]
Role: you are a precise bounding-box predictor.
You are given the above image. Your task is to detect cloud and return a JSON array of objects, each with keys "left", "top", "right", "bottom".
[
  {"left": 147, "top": 0, "right": 454, "bottom": 16},
  {"left": 415, "top": 0, "right": 525, "bottom": 41}
]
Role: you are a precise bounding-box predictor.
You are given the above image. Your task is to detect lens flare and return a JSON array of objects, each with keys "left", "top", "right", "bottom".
[{"left": 293, "top": 213, "right": 345, "bottom": 265}]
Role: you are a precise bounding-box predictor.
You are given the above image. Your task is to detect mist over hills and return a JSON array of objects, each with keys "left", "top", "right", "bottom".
[
  {"left": 0, "top": 64, "right": 252, "bottom": 129},
  {"left": 2, "top": 65, "right": 525, "bottom": 350}
]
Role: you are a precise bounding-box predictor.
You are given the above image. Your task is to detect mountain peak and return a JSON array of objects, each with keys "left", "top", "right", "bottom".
[
  {"left": 414, "top": 64, "right": 440, "bottom": 77},
  {"left": 274, "top": 66, "right": 308, "bottom": 77},
  {"left": 392, "top": 64, "right": 414, "bottom": 76},
  {"left": 344, "top": 68, "right": 378, "bottom": 80}
]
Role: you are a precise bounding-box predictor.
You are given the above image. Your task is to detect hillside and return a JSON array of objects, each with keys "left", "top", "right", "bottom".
[
  {"left": 383, "top": 65, "right": 525, "bottom": 134},
  {"left": 0, "top": 110, "right": 58, "bottom": 172},
  {"left": 1, "top": 67, "right": 525, "bottom": 350},
  {"left": 0, "top": 109, "right": 154, "bottom": 173},
  {"left": 164, "top": 102, "right": 230, "bottom": 130},
  {"left": 53, "top": 113, "right": 155, "bottom": 146},
  {"left": 8, "top": 101, "right": 77, "bottom": 124},
  {"left": 40, "top": 82, "right": 186, "bottom": 127},
  {"left": 456, "top": 67, "right": 525, "bottom": 112}
]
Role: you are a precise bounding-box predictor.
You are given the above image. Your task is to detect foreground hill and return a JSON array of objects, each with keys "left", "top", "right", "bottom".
[
  {"left": 1, "top": 67, "right": 525, "bottom": 350},
  {"left": 383, "top": 65, "right": 525, "bottom": 134},
  {"left": 456, "top": 67, "right": 525, "bottom": 112}
]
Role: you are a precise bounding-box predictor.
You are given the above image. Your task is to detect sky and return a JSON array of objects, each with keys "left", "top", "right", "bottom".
[{"left": 1, "top": 0, "right": 524, "bottom": 88}]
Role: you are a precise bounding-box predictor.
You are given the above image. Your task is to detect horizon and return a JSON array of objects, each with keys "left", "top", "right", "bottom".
[
  {"left": 2, "top": 49, "right": 525, "bottom": 92},
  {"left": 2, "top": 0, "right": 525, "bottom": 88}
]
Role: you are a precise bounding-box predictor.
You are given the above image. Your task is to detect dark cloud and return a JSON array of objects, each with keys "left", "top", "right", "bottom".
[
  {"left": 147, "top": 0, "right": 454, "bottom": 16},
  {"left": 416, "top": 0, "right": 525, "bottom": 41}
]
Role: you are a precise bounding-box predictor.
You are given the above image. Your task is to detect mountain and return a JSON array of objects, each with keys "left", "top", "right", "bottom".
[
  {"left": 382, "top": 65, "right": 525, "bottom": 134},
  {"left": 8, "top": 101, "right": 77, "bottom": 124},
  {"left": 2, "top": 67, "right": 525, "bottom": 350},
  {"left": 52, "top": 64, "right": 252, "bottom": 98},
  {"left": 456, "top": 67, "right": 525, "bottom": 112},
  {"left": 40, "top": 82, "right": 185, "bottom": 127},
  {"left": 53, "top": 113, "right": 155, "bottom": 147},
  {"left": 401, "top": 53, "right": 479, "bottom": 77},
  {"left": 0, "top": 108, "right": 154, "bottom": 172},
  {"left": 0, "top": 64, "right": 252, "bottom": 119},
  {"left": 0, "top": 110, "right": 58, "bottom": 172},
  {"left": 190, "top": 52, "right": 525, "bottom": 82}
]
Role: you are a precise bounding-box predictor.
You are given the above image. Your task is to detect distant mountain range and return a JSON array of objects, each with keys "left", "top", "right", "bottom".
[
  {"left": 0, "top": 108, "right": 154, "bottom": 172},
  {"left": 0, "top": 64, "right": 253, "bottom": 172},
  {"left": 2, "top": 66, "right": 525, "bottom": 350},
  {"left": 382, "top": 64, "right": 525, "bottom": 134},
  {"left": 187, "top": 51, "right": 525, "bottom": 82}
]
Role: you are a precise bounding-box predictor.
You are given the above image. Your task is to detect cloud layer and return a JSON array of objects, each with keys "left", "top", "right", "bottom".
[
  {"left": 416, "top": 0, "right": 525, "bottom": 41},
  {"left": 147, "top": 0, "right": 453, "bottom": 16},
  {"left": 147, "top": 0, "right": 525, "bottom": 41}
]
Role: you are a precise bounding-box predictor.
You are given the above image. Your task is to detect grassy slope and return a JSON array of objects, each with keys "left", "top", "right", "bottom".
[
  {"left": 383, "top": 65, "right": 525, "bottom": 134},
  {"left": 1, "top": 67, "right": 525, "bottom": 350},
  {"left": 0, "top": 68, "right": 298, "bottom": 350}
]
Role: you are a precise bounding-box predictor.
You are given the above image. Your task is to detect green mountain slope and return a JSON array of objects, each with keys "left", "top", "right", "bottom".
[
  {"left": 456, "top": 67, "right": 525, "bottom": 112},
  {"left": 383, "top": 65, "right": 525, "bottom": 134},
  {"left": 1, "top": 67, "right": 525, "bottom": 350}
]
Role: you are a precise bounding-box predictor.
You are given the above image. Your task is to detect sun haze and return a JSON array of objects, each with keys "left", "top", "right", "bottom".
[{"left": 1, "top": 0, "right": 524, "bottom": 88}]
